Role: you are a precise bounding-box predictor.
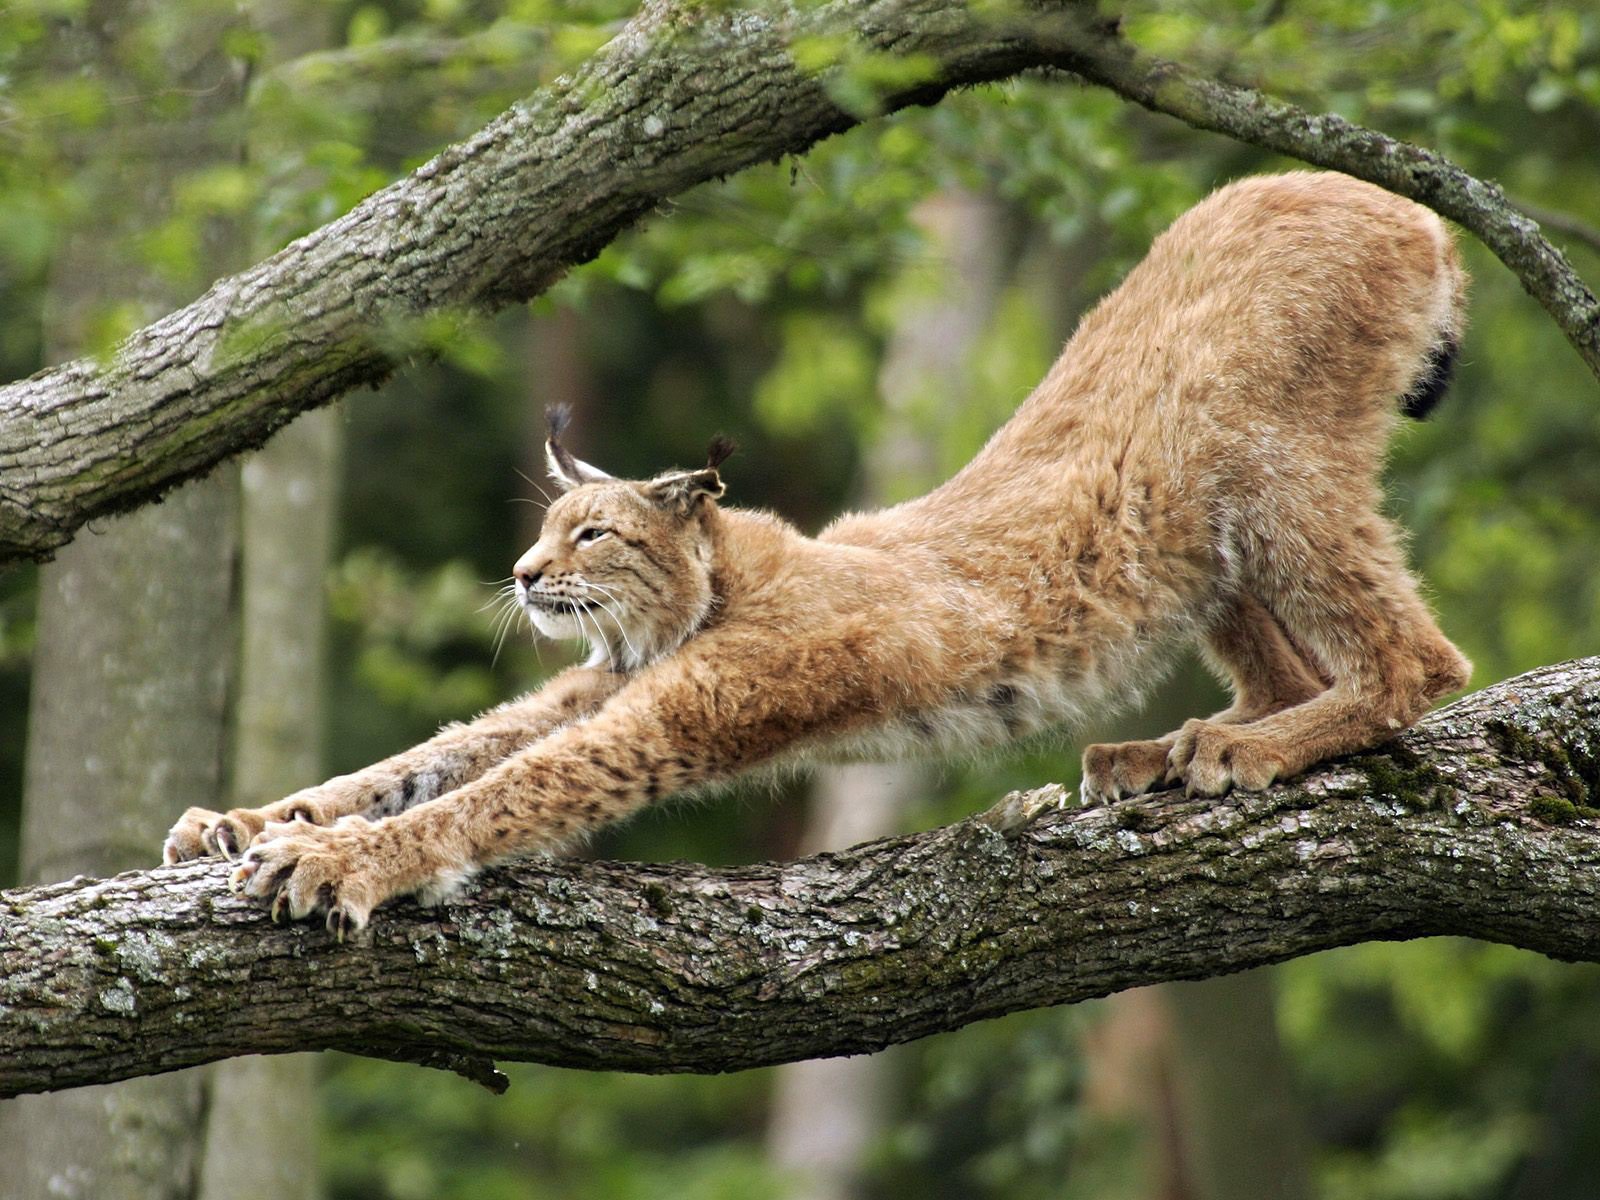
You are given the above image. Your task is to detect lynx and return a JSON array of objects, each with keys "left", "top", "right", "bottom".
[{"left": 165, "top": 172, "right": 1471, "bottom": 936}]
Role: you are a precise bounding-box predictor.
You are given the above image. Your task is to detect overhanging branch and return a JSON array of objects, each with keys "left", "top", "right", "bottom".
[
  {"left": 2, "top": 0, "right": 1595, "bottom": 566},
  {"left": 3, "top": 657, "right": 1597, "bottom": 1099},
  {"left": 1038, "top": 14, "right": 1600, "bottom": 379}
]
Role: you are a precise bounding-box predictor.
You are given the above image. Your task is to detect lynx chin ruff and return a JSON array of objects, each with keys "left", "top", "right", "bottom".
[{"left": 167, "top": 172, "right": 1471, "bottom": 935}]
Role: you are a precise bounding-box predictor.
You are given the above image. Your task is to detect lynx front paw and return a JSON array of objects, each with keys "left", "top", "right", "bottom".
[
  {"left": 1081, "top": 739, "right": 1177, "bottom": 804},
  {"left": 1166, "top": 720, "right": 1287, "bottom": 796},
  {"left": 163, "top": 806, "right": 270, "bottom": 864},
  {"left": 229, "top": 816, "right": 389, "bottom": 939},
  {"left": 162, "top": 791, "right": 345, "bottom": 865}
]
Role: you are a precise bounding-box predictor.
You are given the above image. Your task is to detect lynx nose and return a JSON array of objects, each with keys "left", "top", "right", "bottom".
[{"left": 513, "top": 552, "right": 547, "bottom": 589}]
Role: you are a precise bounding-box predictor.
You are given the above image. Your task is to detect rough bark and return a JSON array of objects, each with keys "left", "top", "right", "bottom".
[
  {"left": 2, "top": 657, "right": 1597, "bottom": 1100},
  {"left": 3, "top": 0, "right": 1596, "bottom": 567}
]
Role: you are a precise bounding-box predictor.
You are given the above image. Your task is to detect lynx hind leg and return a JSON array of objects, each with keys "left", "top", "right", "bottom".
[
  {"left": 1198, "top": 593, "right": 1328, "bottom": 724},
  {"left": 1081, "top": 593, "right": 1330, "bottom": 804},
  {"left": 1171, "top": 527, "right": 1471, "bottom": 797}
]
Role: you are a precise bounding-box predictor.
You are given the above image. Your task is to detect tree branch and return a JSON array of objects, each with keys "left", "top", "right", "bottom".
[
  {"left": 3, "top": 657, "right": 1597, "bottom": 1099},
  {"left": 1514, "top": 197, "right": 1600, "bottom": 260},
  {"left": 3, "top": 0, "right": 1596, "bottom": 566},
  {"left": 1037, "top": 13, "right": 1600, "bottom": 380}
]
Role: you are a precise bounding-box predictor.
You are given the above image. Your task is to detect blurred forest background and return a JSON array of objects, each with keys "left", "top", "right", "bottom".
[{"left": 1, "top": 0, "right": 1599, "bottom": 1197}]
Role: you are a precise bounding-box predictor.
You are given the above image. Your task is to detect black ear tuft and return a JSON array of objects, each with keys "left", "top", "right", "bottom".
[
  {"left": 544, "top": 405, "right": 614, "bottom": 491},
  {"left": 705, "top": 436, "right": 736, "bottom": 471}
]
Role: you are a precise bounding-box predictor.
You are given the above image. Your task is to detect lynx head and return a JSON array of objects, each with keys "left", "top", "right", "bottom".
[{"left": 512, "top": 408, "right": 734, "bottom": 670}]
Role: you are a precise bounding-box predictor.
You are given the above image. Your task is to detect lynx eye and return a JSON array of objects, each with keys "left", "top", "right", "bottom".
[{"left": 574, "top": 526, "right": 610, "bottom": 546}]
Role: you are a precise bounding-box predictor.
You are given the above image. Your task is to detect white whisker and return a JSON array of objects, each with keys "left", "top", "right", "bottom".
[
  {"left": 587, "top": 587, "right": 641, "bottom": 666},
  {"left": 574, "top": 601, "right": 612, "bottom": 669},
  {"left": 490, "top": 596, "right": 523, "bottom": 667},
  {"left": 512, "top": 466, "right": 555, "bottom": 505}
]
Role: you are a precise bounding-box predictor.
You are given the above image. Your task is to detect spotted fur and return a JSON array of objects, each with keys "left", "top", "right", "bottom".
[{"left": 165, "top": 173, "right": 1471, "bottom": 936}]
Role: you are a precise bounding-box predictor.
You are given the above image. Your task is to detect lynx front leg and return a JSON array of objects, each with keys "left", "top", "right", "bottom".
[
  {"left": 230, "top": 720, "right": 727, "bottom": 932},
  {"left": 1080, "top": 594, "right": 1327, "bottom": 803},
  {"left": 163, "top": 665, "right": 624, "bottom": 863},
  {"left": 231, "top": 634, "right": 874, "bottom": 932}
]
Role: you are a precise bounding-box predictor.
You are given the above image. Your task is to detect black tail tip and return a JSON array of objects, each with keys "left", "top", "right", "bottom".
[{"left": 1401, "top": 337, "right": 1458, "bottom": 421}]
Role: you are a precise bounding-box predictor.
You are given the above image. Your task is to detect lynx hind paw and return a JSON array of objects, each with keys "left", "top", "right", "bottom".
[
  {"left": 1081, "top": 739, "right": 1176, "bottom": 805},
  {"left": 1166, "top": 720, "right": 1287, "bottom": 797},
  {"left": 162, "top": 806, "right": 270, "bottom": 864}
]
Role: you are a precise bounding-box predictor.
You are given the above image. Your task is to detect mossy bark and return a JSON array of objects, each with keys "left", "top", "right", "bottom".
[
  {"left": 1, "top": 657, "right": 1597, "bottom": 1099},
  {"left": 3, "top": 0, "right": 1595, "bottom": 567}
]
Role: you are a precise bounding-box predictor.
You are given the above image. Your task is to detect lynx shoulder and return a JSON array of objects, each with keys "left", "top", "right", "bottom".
[{"left": 165, "top": 171, "right": 1471, "bottom": 935}]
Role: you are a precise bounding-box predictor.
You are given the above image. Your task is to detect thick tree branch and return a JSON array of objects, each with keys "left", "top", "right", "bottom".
[
  {"left": 3, "top": 657, "right": 1597, "bottom": 1099},
  {"left": 3, "top": 0, "right": 1596, "bottom": 566}
]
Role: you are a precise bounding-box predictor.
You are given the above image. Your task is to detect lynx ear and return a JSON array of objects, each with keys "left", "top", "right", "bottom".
[
  {"left": 544, "top": 405, "right": 613, "bottom": 491},
  {"left": 645, "top": 436, "right": 735, "bottom": 515}
]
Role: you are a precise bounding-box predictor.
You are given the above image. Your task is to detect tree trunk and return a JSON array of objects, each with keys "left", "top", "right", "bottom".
[
  {"left": 2, "top": 0, "right": 1595, "bottom": 568},
  {"left": 194, "top": 409, "right": 339, "bottom": 1200},
  {"left": 1164, "top": 972, "right": 1313, "bottom": 1200},
  {"left": 0, "top": 477, "right": 240, "bottom": 1199},
  {"left": 766, "top": 186, "right": 1016, "bottom": 1199},
  {"left": 766, "top": 764, "right": 923, "bottom": 1200},
  {"left": 0, "top": 4, "right": 248, "bottom": 1195}
]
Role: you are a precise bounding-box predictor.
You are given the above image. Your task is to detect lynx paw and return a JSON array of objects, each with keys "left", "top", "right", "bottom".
[
  {"left": 1166, "top": 720, "right": 1287, "bottom": 796},
  {"left": 163, "top": 806, "right": 270, "bottom": 864},
  {"left": 229, "top": 816, "right": 387, "bottom": 939},
  {"left": 162, "top": 791, "right": 343, "bottom": 865},
  {"left": 1081, "top": 739, "right": 1176, "bottom": 804}
]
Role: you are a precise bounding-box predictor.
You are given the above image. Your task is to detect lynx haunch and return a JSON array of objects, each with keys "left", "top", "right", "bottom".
[{"left": 166, "top": 172, "right": 1471, "bottom": 935}]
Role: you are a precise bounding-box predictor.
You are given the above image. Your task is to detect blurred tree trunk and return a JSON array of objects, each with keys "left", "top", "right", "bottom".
[
  {"left": 194, "top": 408, "right": 339, "bottom": 1200},
  {"left": 1078, "top": 987, "right": 1193, "bottom": 1200},
  {"left": 767, "top": 763, "right": 924, "bottom": 1200},
  {"left": 1019, "top": 201, "right": 1314, "bottom": 1199},
  {"left": 194, "top": 7, "right": 339, "bottom": 1198},
  {"left": 0, "top": 3, "right": 249, "bottom": 1196},
  {"left": 1, "top": 477, "right": 238, "bottom": 1200},
  {"left": 521, "top": 307, "right": 600, "bottom": 548},
  {"left": 1164, "top": 972, "right": 1313, "bottom": 1200},
  {"left": 767, "top": 187, "right": 1014, "bottom": 1200}
]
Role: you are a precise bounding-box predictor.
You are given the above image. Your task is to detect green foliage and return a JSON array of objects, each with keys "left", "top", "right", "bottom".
[{"left": 322, "top": 1058, "right": 789, "bottom": 1200}]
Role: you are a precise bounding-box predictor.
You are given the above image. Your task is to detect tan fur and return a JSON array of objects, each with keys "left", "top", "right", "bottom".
[{"left": 164, "top": 172, "right": 1471, "bottom": 935}]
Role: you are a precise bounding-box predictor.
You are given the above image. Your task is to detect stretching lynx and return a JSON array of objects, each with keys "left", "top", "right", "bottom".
[{"left": 165, "top": 172, "right": 1471, "bottom": 935}]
